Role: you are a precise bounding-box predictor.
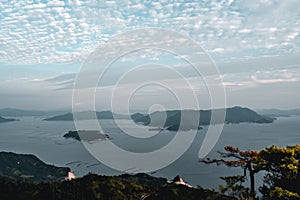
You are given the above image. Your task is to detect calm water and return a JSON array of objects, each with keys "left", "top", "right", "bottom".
[{"left": 0, "top": 116, "right": 300, "bottom": 189}]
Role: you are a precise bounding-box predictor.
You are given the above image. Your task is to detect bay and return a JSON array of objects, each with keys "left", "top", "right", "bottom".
[{"left": 0, "top": 115, "right": 300, "bottom": 189}]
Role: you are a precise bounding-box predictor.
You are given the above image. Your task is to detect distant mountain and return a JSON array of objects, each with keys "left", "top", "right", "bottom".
[
  {"left": 0, "top": 108, "right": 67, "bottom": 117},
  {"left": 256, "top": 108, "right": 300, "bottom": 117},
  {"left": 44, "top": 111, "right": 128, "bottom": 121},
  {"left": 133, "top": 106, "right": 275, "bottom": 131},
  {"left": 0, "top": 116, "right": 18, "bottom": 123},
  {"left": 0, "top": 152, "right": 70, "bottom": 182}
]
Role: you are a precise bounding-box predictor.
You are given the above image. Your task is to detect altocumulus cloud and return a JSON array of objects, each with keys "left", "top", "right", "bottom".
[{"left": 0, "top": 0, "right": 299, "bottom": 64}]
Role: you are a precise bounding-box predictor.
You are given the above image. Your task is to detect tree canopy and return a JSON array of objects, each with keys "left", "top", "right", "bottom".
[{"left": 201, "top": 145, "right": 300, "bottom": 200}]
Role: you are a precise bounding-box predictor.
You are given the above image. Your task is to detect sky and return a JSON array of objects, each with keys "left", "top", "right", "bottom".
[{"left": 0, "top": 0, "right": 299, "bottom": 111}]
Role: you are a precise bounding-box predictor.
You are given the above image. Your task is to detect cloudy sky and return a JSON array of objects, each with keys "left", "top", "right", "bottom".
[{"left": 0, "top": 0, "right": 299, "bottom": 111}]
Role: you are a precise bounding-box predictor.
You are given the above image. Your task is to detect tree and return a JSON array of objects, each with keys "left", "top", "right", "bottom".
[
  {"left": 201, "top": 145, "right": 300, "bottom": 200},
  {"left": 268, "top": 187, "right": 300, "bottom": 200},
  {"left": 219, "top": 175, "right": 250, "bottom": 199},
  {"left": 258, "top": 145, "right": 300, "bottom": 199},
  {"left": 201, "top": 146, "right": 260, "bottom": 199}
]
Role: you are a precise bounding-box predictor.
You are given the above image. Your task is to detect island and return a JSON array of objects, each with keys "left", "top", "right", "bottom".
[
  {"left": 64, "top": 130, "right": 110, "bottom": 141},
  {"left": 0, "top": 116, "right": 18, "bottom": 123},
  {"left": 133, "top": 106, "right": 275, "bottom": 131},
  {"left": 0, "top": 152, "right": 70, "bottom": 182},
  {"left": 44, "top": 111, "right": 128, "bottom": 121}
]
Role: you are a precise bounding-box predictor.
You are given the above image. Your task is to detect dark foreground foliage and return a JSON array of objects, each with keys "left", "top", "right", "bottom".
[{"left": 0, "top": 173, "right": 232, "bottom": 200}]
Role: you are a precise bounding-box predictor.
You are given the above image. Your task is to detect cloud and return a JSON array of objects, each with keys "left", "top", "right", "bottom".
[
  {"left": 0, "top": 0, "right": 299, "bottom": 65},
  {"left": 251, "top": 69, "right": 300, "bottom": 84},
  {"left": 209, "top": 48, "right": 225, "bottom": 53},
  {"left": 45, "top": 73, "right": 76, "bottom": 83},
  {"left": 47, "top": 0, "right": 65, "bottom": 7},
  {"left": 219, "top": 67, "right": 300, "bottom": 92}
]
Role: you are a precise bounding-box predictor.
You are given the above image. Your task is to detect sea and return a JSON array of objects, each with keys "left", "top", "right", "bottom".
[{"left": 1, "top": 115, "right": 300, "bottom": 189}]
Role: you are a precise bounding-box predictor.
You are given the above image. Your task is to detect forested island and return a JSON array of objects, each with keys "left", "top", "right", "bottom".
[
  {"left": 64, "top": 130, "right": 110, "bottom": 141},
  {"left": 133, "top": 106, "right": 275, "bottom": 131}
]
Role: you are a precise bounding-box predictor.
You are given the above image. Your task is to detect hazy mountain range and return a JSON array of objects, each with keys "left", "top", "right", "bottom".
[
  {"left": 256, "top": 108, "right": 300, "bottom": 117},
  {"left": 0, "top": 108, "right": 67, "bottom": 117}
]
